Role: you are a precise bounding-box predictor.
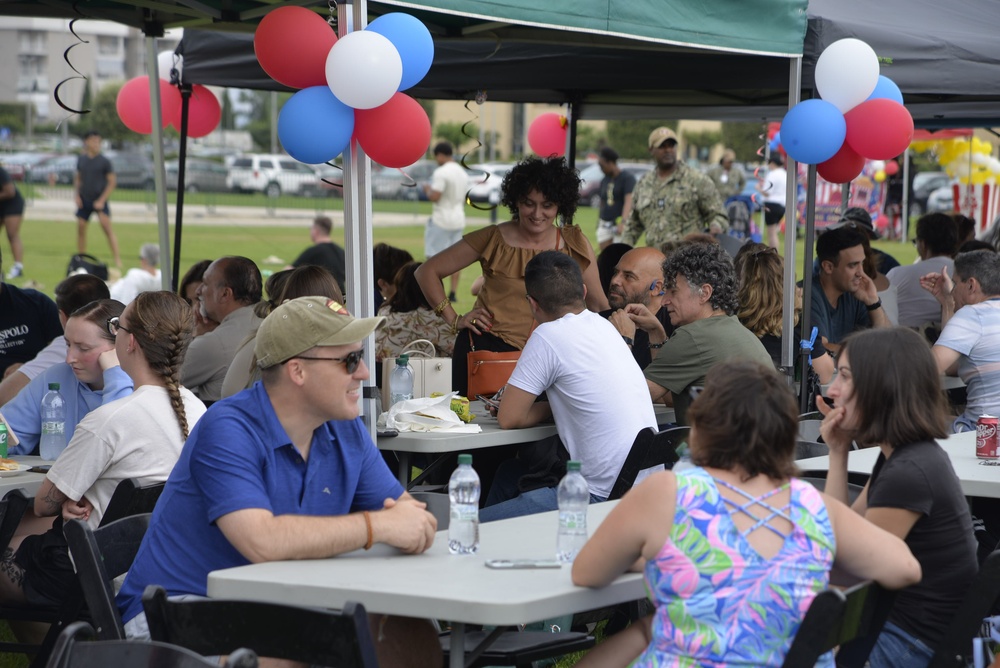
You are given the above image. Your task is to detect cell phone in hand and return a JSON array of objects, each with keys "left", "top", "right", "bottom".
[
  {"left": 485, "top": 559, "right": 562, "bottom": 569},
  {"left": 476, "top": 394, "right": 501, "bottom": 412}
]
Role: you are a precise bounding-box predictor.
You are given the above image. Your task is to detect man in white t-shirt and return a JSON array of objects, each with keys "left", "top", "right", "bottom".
[
  {"left": 109, "top": 243, "right": 161, "bottom": 305},
  {"left": 480, "top": 251, "right": 657, "bottom": 521},
  {"left": 422, "top": 142, "right": 469, "bottom": 302}
]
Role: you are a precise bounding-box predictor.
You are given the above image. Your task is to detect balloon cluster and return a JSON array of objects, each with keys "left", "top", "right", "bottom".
[
  {"left": 780, "top": 39, "right": 913, "bottom": 184},
  {"left": 527, "top": 113, "right": 568, "bottom": 157},
  {"left": 912, "top": 136, "right": 1000, "bottom": 185},
  {"left": 255, "top": 6, "right": 433, "bottom": 167},
  {"left": 115, "top": 55, "right": 222, "bottom": 139}
]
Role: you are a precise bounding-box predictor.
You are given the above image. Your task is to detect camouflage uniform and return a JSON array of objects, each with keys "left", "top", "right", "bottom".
[
  {"left": 706, "top": 164, "right": 746, "bottom": 201},
  {"left": 621, "top": 163, "right": 729, "bottom": 248}
]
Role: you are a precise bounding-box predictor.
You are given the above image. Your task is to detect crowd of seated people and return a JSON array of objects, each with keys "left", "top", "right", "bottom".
[{"left": 3, "top": 190, "right": 999, "bottom": 668}]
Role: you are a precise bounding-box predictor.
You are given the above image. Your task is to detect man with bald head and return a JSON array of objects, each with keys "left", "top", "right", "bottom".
[{"left": 602, "top": 246, "right": 670, "bottom": 369}]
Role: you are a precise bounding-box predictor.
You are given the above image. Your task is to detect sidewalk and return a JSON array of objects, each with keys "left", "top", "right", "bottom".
[{"left": 26, "top": 193, "right": 439, "bottom": 229}]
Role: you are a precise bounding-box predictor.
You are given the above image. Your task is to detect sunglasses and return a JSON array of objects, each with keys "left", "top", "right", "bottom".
[{"left": 288, "top": 348, "right": 365, "bottom": 374}]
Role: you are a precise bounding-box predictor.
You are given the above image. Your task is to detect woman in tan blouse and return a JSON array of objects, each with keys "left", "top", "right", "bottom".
[{"left": 416, "top": 156, "right": 608, "bottom": 394}]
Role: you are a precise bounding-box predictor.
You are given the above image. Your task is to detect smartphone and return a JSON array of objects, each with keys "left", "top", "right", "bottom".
[
  {"left": 485, "top": 559, "right": 562, "bottom": 569},
  {"left": 476, "top": 395, "right": 501, "bottom": 412},
  {"left": 27, "top": 465, "right": 51, "bottom": 474},
  {"left": 377, "top": 428, "right": 399, "bottom": 438}
]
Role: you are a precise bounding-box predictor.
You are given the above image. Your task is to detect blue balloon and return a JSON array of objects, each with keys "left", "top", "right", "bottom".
[
  {"left": 278, "top": 86, "right": 354, "bottom": 165},
  {"left": 780, "top": 99, "right": 847, "bottom": 165},
  {"left": 367, "top": 13, "right": 434, "bottom": 91},
  {"left": 866, "top": 75, "right": 904, "bottom": 105}
]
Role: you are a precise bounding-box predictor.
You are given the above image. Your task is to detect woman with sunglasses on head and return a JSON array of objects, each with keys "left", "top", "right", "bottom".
[
  {"left": 4, "top": 298, "right": 133, "bottom": 458},
  {"left": 0, "top": 291, "right": 205, "bottom": 608},
  {"left": 820, "top": 327, "right": 977, "bottom": 667},
  {"left": 572, "top": 360, "right": 920, "bottom": 667}
]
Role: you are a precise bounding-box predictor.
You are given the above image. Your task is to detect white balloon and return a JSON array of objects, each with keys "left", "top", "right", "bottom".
[
  {"left": 325, "top": 31, "right": 402, "bottom": 110},
  {"left": 815, "top": 38, "right": 879, "bottom": 113},
  {"left": 156, "top": 50, "right": 183, "bottom": 82},
  {"left": 870, "top": 160, "right": 886, "bottom": 172}
]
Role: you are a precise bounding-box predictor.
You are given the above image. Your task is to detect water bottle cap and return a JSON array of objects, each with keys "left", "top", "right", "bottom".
[
  {"left": 457, "top": 453, "right": 472, "bottom": 465},
  {"left": 567, "top": 460, "right": 581, "bottom": 472},
  {"left": 48, "top": 383, "right": 60, "bottom": 391},
  {"left": 396, "top": 354, "right": 409, "bottom": 366}
]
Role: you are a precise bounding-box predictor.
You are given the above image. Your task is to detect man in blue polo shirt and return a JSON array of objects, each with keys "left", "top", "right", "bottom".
[{"left": 117, "top": 296, "right": 439, "bottom": 666}]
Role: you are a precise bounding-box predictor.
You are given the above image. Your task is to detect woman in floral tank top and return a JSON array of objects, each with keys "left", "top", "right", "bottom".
[{"left": 573, "top": 361, "right": 921, "bottom": 667}]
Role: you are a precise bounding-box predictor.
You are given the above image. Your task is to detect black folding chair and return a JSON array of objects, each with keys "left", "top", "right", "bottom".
[
  {"left": 100, "top": 479, "right": 165, "bottom": 526},
  {"left": 782, "top": 580, "right": 896, "bottom": 668},
  {"left": 142, "top": 584, "right": 379, "bottom": 668},
  {"left": 608, "top": 426, "right": 687, "bottom": 501},
  {"left": 928, "top": 549, "right": 1000, "bottom": 668},
  {"left": 62, "top": 514, "right": 151, "bottom": 640},
  {"left": 46, "top": 621, "right": 258, "bottom": 668}
]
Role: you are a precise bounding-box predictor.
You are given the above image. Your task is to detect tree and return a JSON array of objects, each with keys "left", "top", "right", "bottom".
[
  {"left": 220, "top": 91, "right": 235, "bottom": 131},
  {"left": 86, "top": 82, "right": 135, "bottom": 146},
  {"left": 721, "top": 121, "right": 768, "bottom": 163},
  {"left": 607, "top": 120, "right": 676, "bottom": 160},
  {"left": 435, "top": 120, "right": 477, "bottom": 150},
  {"left": 682, "top": 128, "right": 722, "bottom": 161},
  {"left": 0, "top": 104, "right": 26, "bottom": 134},
  {"left": 574, "top": 125, "right": 605, "bottom": 159}
]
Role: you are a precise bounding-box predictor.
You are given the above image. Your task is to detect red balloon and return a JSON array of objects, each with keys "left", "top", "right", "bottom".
[
  {"left": 186, "top": 85, "right": 222, "bottom": 138},
  {"left": 884, "top": 159, "right": 900, "bottom": 176},
  {"left": 817, "top": 142, "right": 866, "bottom": 184},
  {"left": 254, "top": 6, "right": 337, "bottom": 89},
  {"left": 844, "top": 99, "right": 914, "bottom": 160},
  {"left": 116, "top": 76, "right": 181, "bottom": 134},
  {"left": 354, "top": 93, "right": 431, "bottom": 168},
  {"left": 527, "top": 113, "right": 567, "bottom": 157}
]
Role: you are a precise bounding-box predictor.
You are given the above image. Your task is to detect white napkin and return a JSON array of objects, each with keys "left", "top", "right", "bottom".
[{"left": 383, "top": 392, "right": 482, "bottom": 433}]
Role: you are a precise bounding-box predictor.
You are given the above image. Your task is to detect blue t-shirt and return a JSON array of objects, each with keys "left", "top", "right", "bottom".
[
  {"left": 809, "top": 274, "right": 871, "bottom": 346},
  {"left": 116, "top": 382, "right": 403, "bottom": 624},
  {"left": 5, "top": 363, "right": 133, "bottom": 457}
]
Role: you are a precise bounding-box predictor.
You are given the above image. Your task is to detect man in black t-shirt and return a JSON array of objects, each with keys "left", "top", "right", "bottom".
[
  {"left": 596, "top": 147, "right": 637, "bottom": 250},
  {"left": 74, "top": 130, "right": 121, "bottom": 268},
  {"left": 600, "top": 247, "right": 672, "bottom": 369},
  {"left": 0, "top": 250, "right": 61, "bottom": 379},
  {"left": 287, "top": 215, "right": 346, "bottom": 294}
]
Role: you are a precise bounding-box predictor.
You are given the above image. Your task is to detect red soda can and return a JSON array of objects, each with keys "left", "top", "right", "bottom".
[{"left": 977, "top": 415, "right": 999, "bottom": 458}]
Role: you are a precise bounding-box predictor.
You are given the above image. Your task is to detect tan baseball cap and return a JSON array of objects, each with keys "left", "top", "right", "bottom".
[
  {"left": 648, "top": 127, "right": 678, "bottom": 149},
  {"left": 255, "top": 296, "right": 384, "bottom": 369}
]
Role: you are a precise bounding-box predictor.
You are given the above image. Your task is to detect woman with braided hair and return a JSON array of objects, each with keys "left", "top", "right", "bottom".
[{"left": 0, "top": 291, "right": 206, "bottom": 607}]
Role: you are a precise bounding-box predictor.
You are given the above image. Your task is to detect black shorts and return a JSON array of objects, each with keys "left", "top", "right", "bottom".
[
  {"left": 0, "top": 195, "right": 25, "bottom": 218},
  {"left": 14, "top": 517, "right": 79, "bottom": 608},
  {"left": 764, "top": 202, "right": 786, "bottom": 227},
  {"left": 76, "top": 200, "right": 111, "bottom": 221}
]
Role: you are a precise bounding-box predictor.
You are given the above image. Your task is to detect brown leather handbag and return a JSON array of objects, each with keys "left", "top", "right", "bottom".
[{"left": 466, "top": 332, "right": 519, "bottom": 398}]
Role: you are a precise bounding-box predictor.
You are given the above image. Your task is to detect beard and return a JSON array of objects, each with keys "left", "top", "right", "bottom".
[{"left": 608, "top": 286, "right": 648, "bottom": 311}]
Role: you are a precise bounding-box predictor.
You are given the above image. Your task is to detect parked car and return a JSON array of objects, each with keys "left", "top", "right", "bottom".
[
  {"left": 577, "top": 161, "right": 652, "bottom": 208},
  {"left": 0, "top": 152, "right": 55, "bottom": 181},
  {"left": 910, "top": 171, "right": 950, "bottom": 216},
  {"left": 468, "top": 163, "right": 514, "bottom": 204},
  {"left": 27, "top": 154, "right": 77, "bottom": 185},
  {"left": 396, "top": 160, "right": 438, "bottom": 201},
  {"left": 226, "top": 154, "right": 321, "bottom": 197},
  {"left": 165, "top": 158, "right": 228, "bottom": 192},
  {"left": 316, "top": 164, "right": 343, "bottom": 197},
  {"left": 107, "top": 152, "right": 155, "bottom": 190},
  {"left": 926, "top": 183, "right": 957, "bottom": 213}
]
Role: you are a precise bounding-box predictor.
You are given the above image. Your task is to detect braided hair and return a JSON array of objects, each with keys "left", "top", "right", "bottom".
[{"left": 127, "top": 291, "right": 196, "bottom": 439}]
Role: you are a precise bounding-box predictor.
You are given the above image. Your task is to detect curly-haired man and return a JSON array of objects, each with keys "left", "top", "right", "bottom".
[{"left": 623, "top": 242, "right": 772, "bottom": 424}]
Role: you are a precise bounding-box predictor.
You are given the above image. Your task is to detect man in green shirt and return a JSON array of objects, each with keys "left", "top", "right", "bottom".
[
  {"left": 621, "top": 127, "right": 729, "bottom": 250},
  {"left": 624, "top": 242, "right": 772, "bottom": 424}
]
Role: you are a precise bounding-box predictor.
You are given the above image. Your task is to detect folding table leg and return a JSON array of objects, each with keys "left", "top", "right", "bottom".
[
  {"left": 396, "top": 452, "right": 411, "bottom": 487},
  {"left": 449, "top": 622, "right": 465, "bottom": 668}
]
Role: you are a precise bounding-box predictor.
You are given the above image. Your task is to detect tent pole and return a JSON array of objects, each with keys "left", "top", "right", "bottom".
[
  {"left": 799, "top": 165, "right": 818, "bottom": 413},
  {"left": 338, "top": 0, "right": 377, "bottom": 437},
  {"left": 902, "top": 148, "right": 911, "bottom": 241},
  {"left": 173, "top": 85, "right": 191, "bottom": 293},
  {"left": 782, "top": 57, "right": 801, "bottom": 378},
  {"left": 145, "top": 36, "right": 172, "bottom": 291},
  {"left": 566, "top": 101, "right": 578, "bottom": 169}
]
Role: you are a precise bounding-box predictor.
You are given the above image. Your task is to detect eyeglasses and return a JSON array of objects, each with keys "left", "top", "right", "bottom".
[
  {"left": 106, "top": 316, "right": 131, "bottom": 337},
  {"left": 287, "top": 348, "right": 365, "bottom": 374}
]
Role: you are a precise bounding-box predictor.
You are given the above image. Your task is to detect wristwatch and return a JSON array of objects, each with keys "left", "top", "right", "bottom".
[
  {"left": 866, "top": 299, "right": 883, "bottom": 312},
  {"left": 622, "top": 336, "right": 634, "bottom": 346}
]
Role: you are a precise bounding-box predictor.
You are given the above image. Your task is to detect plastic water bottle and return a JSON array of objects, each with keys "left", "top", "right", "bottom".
[
  {"left": 389, "top": 354, "right": 413, "bottom": 407},
  {"left": 673, "top": 442, "right": 695, "bottom": 472},
  {"left": 556, "top": 461, "right": 589, "bottom": 563},
  {"left": 448, "top": 454, "right": 480, "bottom": 555},
  {"left": 40, "top": 382, "right": 66, "bottom": 459}
]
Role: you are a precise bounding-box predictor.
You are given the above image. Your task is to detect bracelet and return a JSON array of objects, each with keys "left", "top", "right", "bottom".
[
  {"left": 648, "top": 341, "right": 665, "bottom": 349},
  {"left": 450, "top": 314, "right": 462, "bottom": 335},
  {"left": 865, "top": 298, "right": 882, "bottom": 312},
  {"left": 362, "top": 510, "right": 373, "bottom": 550},
  {"left": 622, "top": 335, "right": 634, "bottom": 346},
  {"left": 433, "top": 298, "right": 450, "bottom": 316}
]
